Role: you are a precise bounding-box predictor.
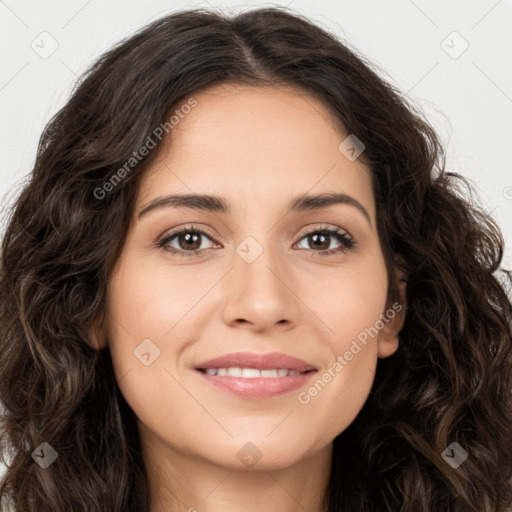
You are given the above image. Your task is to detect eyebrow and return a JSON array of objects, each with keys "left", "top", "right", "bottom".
[{"left": 138, "top": 192, "right": 372, "bottom": 226}]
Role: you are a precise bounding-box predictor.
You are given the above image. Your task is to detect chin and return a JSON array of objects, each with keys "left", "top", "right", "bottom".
[{"left": 198, "top": 434, "right": 318, "bottom": 471}]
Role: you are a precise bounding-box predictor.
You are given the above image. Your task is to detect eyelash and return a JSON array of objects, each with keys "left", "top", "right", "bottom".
[{"left": 155, "top": 223, "right": 355, "bottom": 258}]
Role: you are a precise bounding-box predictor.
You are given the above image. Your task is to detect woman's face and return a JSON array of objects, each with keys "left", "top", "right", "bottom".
[{"left": 94, "top": 83, "right": 403, "bottom": 471}]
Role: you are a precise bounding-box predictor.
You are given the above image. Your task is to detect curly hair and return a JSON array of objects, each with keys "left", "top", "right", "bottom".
[{"left": 1, "top": 7, "right": 511, "bottom": 512}]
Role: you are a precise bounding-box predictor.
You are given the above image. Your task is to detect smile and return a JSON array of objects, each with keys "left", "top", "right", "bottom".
[
  {"left": 195, "top": 366, "right": 317, "bottom": 399},
  {"left": 199, "top": 367, "right": 305, "bottom": 377}
]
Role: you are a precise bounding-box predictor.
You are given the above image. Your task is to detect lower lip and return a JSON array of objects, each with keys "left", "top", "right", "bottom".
[{"left": 196, "top": 370, "right": 317, "bottom": 399}]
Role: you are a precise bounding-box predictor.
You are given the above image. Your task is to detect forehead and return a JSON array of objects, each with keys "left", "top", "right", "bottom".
[{"left": 136, "top": 83, "right": 374, "bottom": 220}]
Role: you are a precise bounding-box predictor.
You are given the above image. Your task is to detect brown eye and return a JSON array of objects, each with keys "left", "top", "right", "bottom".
[
  {"left": 295, "top": 227, "right": 354, "bottom": 255},
  {"left": 175, "top": 231, "right": 202, "bottom": 251},
  {"left": 157, "top": 226, "right": 218, "bottom": 257},
  {"left": 305, "top": 232, "right": 331, "bottom": 251}
]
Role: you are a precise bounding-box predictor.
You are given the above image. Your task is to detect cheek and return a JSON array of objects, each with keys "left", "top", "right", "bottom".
[
  {"left": 105, "top": 258, "right": 186, "bottom": 389},
  {"left": 306, "top": 250, "right": 388, "bottom": 351},
  {"left": 105, "top": 254, "right": 228, "bottom": 420},
  {"left": 107, "top": 253, "right": 215, "bottom": 356},
  {"left": 333, "top": 271, "right": 388, "bottom": 345},
  {"left": 295, "top": 253, "right": 388, "bottom": 434}
]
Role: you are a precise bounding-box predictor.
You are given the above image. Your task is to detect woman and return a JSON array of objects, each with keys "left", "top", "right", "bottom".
[{"left": 1, "top": 7, "right": 511, "bottom": 512}]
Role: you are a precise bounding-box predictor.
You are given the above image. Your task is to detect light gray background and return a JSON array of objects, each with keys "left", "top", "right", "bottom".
[{"left": 1, "top": 0, "right": 511, "bottom": 483}]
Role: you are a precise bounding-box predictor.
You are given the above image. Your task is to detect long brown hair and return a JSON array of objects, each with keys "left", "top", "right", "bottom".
[{"left": 1, "top": 7, "right": 511, "bottom": 511}]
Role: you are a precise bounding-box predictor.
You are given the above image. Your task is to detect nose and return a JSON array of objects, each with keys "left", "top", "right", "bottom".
[{"left": 221, "top": 243, "right": 301, "bottom": 332}]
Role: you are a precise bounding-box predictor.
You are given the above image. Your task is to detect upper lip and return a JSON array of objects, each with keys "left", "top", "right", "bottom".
[{"left": 195, "top": 351, "right": 317, "bottom": 373}]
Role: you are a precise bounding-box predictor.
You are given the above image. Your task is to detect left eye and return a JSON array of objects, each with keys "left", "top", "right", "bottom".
[
  {"left": 157, "top": 225, "right": 354, "bottom": 257},
  {"left": 294, "top": 229, "right": 354, "bottom": 253}
]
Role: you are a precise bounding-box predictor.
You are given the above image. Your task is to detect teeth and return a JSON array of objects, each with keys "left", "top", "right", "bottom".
[
  {"left": 202, "top": 367, "right": 303, "bottom": 378},
  {"left": 227, "top": 367, "right": 242, "bottom": 377},
  {"left": 242, "top": 368, "right": 261, "bottom": 378}
]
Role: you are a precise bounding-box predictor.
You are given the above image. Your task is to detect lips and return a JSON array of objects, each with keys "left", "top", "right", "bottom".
[
  {"left": 194, "top": 352, "right": 318, "bottom": 399},
  {"left": 195, "top": 351, "right": 317, "bottom": 373}
]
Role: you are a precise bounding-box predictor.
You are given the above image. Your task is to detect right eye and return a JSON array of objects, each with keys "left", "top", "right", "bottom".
[{"left": 156, "top": 225, "right": 220, "bottom": 257}]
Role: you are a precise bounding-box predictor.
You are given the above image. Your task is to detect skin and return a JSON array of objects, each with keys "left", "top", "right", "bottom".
[{"left": 90, "top": 83, "right": 406, "bottom": 512}]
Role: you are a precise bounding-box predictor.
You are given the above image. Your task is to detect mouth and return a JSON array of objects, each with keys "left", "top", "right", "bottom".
[
  {"left": 197, "top": 367, "right": 314, "bottom": 377},
  {"left": 194, "top": 351, "right": 318, "bottom": 399}
]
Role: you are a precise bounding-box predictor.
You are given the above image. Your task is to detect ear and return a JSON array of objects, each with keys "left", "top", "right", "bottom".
[
  {"left": 88, "top": 311, "right": 108, "bottom": 351},
  {"left": 376, "top": 268, "right": 407, "bottom": 358}
]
